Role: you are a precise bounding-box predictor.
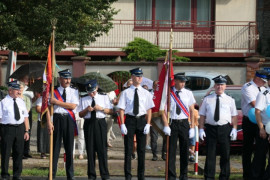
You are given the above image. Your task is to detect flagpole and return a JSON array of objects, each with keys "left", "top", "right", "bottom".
[
  {"left": 49, "top": 19, "right": 57, "bottom": 180},
  {"left": 165, "top": 29, "right": 173, "bottom": 180}
]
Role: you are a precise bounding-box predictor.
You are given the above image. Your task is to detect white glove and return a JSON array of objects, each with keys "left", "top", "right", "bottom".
[
  {"left": 121, "top": 124, "right": 127, "bottom": 135},
  {"left": 189, "top": 128, "right": 195, "bottom": 138},
  {"left": 143, "top": 124, "right": 150, "bottom": 134},
  {"left": 163, "top": 126, "right": 171, "bottom": 136},
  {"left": 199, "top": 129, "right": 206, "bottom": 141},
  {"left": 230, "top": 128, "right": 237, "bottom": 141}
]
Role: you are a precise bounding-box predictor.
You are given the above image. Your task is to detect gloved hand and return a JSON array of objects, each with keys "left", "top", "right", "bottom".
[
  {"left": 189, "top": 128, "right": 195, "bottom": 138},
  {"left": 230, "top": 128, "right": 237, "bottom": 141},
  {"left": 143, "top": 124, "right": 151, "bottom": 134},
  {"left": 199, "top": 129, "right": 206, "bottom": 141},
  {"left": 163, "top": 126, "right": 171, "bottom": 136},
  {"left": 121, "top": 124, "right": 128, "bottom": 135}
]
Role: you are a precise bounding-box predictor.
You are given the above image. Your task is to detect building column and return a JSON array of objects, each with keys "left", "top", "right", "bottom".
[
  {"left": 245, "top": 56, "right": 265, "bottom": 82},
  {"left": 0, "top": 56, "right": 8, "bottom": 85},
  {"left": 71, "top": 56, "right": 90, "bottom": 77}
]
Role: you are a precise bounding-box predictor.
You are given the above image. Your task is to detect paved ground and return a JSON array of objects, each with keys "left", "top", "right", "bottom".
[{"left": 17, "top": 120, "right": 243, "bottom": 179}]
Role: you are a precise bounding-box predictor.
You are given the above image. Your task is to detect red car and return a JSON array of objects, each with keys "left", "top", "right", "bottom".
[{"left": 199, "top": 85, "right": 243, "bottom": 154}]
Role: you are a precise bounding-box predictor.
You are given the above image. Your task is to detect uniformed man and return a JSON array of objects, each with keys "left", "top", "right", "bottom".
[
  {"left": 251, "top": 76, "right": 270, "bottom": 179},
  {"left": 78, "top": 80, "right": 112, "bottom": 180},
  {"left": 241, "top": 70, "right": 267, "bottom": 180},
  {"left": 199, "top": 75, "right": 238, "bottom": 180},
  {"left": 117, "top": 67, "right": 155, "bottom": 180},
  {"left": 162, "top": 73, "right": 196, "bottom": 180},
  {"left": 0, "top": 80, "right": 30, "bottom": 180},
  {"left": 48, "top": 69, "right": 79, "bottom": 180}
]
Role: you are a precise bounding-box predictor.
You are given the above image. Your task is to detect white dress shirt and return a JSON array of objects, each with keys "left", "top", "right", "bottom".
[
  {"left": 199, "top": 92, "right": 238, "bottom": 126},
  {"left": 241, "top": 80, "right": 265, "bottom": 116},
  {"left": 78, "top": 93, "right": 112, "bottom": 119},
  {"left": 0, "top": 95, "right": 29, "bottom": 124},
  {"left": 255, "top": 88, "right": 270, "bottom": 125},
  {"left": 170, "top": 87, "right": 196, "bottom": 119},
  {"left": 36, "top": 96, "right": 42, "bottom": 121},
  {"left": 117, "top": 85, "right": 155, "bottom": 116},
  {"left": 53, "top": 85, "right": 79, "bottom": 114}
]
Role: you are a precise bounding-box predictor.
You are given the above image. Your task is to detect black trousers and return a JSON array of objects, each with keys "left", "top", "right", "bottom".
[
  {"left": 52, "top": 113, "right": 75, "bottom": 179},
  {"left": 168, "top": 119, "right": 189, "bottom": 180},
  {"left": 24, "top": 110, "right": 32, "bottom": 155},
  {"left": 1, "top": 123, "right": 25, "bottom": 179},
  {"left": 124, "top": 115, "right": 147, "bottom": 180},
  {"left": 204, "top": 123, "right": 231, "bottom": 180},
  {"left": 251, "top": 127, "right": 269, "bottom": 180},
  {"left": 150, "top": 118, "right": 166, "bottom": 157},
  {"left": 84, "top": 118, "right": 110, "bottom": 179},
  {"left": 242, "top": 116, "right": 258, "bottom": 180}
]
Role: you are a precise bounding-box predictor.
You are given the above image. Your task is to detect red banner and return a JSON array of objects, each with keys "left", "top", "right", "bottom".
[{"left": 41, "top": 39, "right": 52, "bottom": 119}]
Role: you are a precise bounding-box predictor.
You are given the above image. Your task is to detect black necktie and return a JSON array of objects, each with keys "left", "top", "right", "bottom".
[
  {"left": 214, "top": 95, "right": 220, "bottom": 122},
  {"left": 133, "top": 88, "right": 139, "bottom": 116},
  {"left": 91, "top": 97, "right": 96, "bottom": 118},
  {"left": 258, "top": 87, "right": 261, "bottom": 92},
  {"left": 62, "top": 88, "right": 66, "bottom": 102},
  {"left": 176, "top": 91, "right": 181, "bottom": 115},
  {"left": 13, "top": 98, "right": 20, "bottom": 121}
]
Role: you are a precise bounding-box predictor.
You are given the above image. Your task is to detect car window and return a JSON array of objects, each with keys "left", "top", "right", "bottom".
[
  {"left": 209, "top": 89, "right": 241, "bottom": 110},
  {"left": 185, "top": 76, "right": 211, "bottom": 91}
]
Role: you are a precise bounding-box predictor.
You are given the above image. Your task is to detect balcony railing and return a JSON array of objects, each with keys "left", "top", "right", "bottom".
[{"left": 67, "top": 20, "right": 258, "bottom": 53}]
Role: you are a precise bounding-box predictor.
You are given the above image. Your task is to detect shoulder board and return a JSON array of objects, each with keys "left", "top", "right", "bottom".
[
  {"left": 70, "top": 85, "right": 77, "bottom": 90},
  {"left": 246, "top": 82, "right": 252, "bottom": 87},
  {"left": 184, "top": 87, "right": 192, "bottom": 91},
  {"left": 225, "top": 93, "right": 234, "bottom": 99},
  {"left": 263, "top": 90, "right": 269, "bottom": 95},
  {"left": 203, "top": 93, "right": 212, "bottom": 98},
  {"left": 98, "top": 92, "right": 106, "bottom": 95}
]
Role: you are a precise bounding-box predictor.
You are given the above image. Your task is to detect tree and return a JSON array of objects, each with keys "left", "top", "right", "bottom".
[{"left": 0, "top": 0, "right": 118, "bottom": 57}]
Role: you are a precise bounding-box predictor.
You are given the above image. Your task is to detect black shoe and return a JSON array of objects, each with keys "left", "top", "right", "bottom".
[
  {"left": 152, "top": 156, "right": 158, "bottom": 161},
  {"left": 24, "top": 154, "right": 32, "bottom": 158},
  {"left": 131, "top": 153, "right": 136, "bottom": 160},
  {"left": 12, "top": 178, "right": 22, "bottom": 180},
  {"left": 22, "top": 156, "right": 28, "bottom": 159},
  {"left": 189, "top": 156, "right": 195, "bottom": 163},
  {"left": 162, "top": 154, "right": 166, "bottom": 161}
]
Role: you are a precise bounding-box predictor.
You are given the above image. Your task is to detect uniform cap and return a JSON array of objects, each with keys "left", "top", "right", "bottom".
[
  {"left": 174, "top": 73, "right": 188, "bottom": 81},
  {"left": 255, "top": 70, "right": 269, "bottom": 82},
  {"left": 130, "top": 67, "right": 143, "bottom": 77},
  {"left": 7, "top": 80, "right": 20, "bottom": 90},
  {"left": 85, "top": 79, "right": 98, "bottom": 93},
  {"left": 58, "top": 69, "right": 72, "bottom": 78},
  {"left": 212, "top": 75, "right": 227, "bottom": 84}
]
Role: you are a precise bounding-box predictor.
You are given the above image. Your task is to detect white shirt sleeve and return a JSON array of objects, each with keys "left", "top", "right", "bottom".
[
  {"left": 242, "top": 87, "right": 256, "bottom": 104},
  {"left": 199, "top": 97, "right": 207, "bottom": 116},
  {"left": 230, "top": 98, "right": 238, "bottom": 116},
  {"left": 255, "top": 92, "right": 266, "bottom": 111},
  {"left": 117, "top": 92, "right": 126, "bottom": 110},
  {"left": 70, "top": 89, "right": 79, "bottom": 106},
  {"left": 36, "top": 97, "right": 42, "bottom": 107},
  {"left": 104, "top": 95, "right": 113, "bottom": 109},
  {"left": 188, "top": 91, "right": 196, "bottom": 107}
]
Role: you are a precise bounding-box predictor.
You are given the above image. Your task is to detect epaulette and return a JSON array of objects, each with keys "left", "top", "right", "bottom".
[
  {"left": 246, "top": 82, "right": 252, "bottom": 87},
  {"left": 263, "top": 90, "right": 269, "bottom": 95},
  {"left": 98, "top": 92, "right": 106, "bottom": 95},
  {"left": 70, "top": 85, "right": 77, "bottom": 90}
]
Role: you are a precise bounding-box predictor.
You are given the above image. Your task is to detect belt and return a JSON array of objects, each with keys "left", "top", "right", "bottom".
[
  {"left": 1, "top": 123, "right": 23, "bottom": 127},
  {"left": 170, "top": 118, "right": 188, "bottom": 123},
  {"left": 54, "top": 113, "right": 69, "bottom": 116},
  {"left": 85, "top": 117, "right": 105, "bottom": 121},
  {"left": 126, "top": 114, "right": 146, "bottom": 119}
]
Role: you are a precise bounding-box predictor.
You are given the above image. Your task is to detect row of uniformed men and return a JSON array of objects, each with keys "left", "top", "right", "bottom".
[{"left": 0, "top": 67, "right": 239, "bottom": 180}]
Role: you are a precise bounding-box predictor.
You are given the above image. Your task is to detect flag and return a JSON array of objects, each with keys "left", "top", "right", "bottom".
[
  {"left": 6, "top": 51, "right": 17, "bottom": 83},
  {"left": 152, "top": 54, "right": 174, "bottom": 117},
  {"left": 41, "top": 38, "right": 53, "bottom": 120}
]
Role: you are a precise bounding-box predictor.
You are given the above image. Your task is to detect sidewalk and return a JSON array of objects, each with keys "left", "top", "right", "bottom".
[{"left": 21, "top": 122, "right": 242, "bottom": 178}]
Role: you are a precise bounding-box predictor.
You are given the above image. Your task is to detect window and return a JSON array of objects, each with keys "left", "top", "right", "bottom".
[
  {"left": 135, "top": 0, "right": 213, "bottom": 28},
  {"left": 185, "top": 77, "right": 211, "bottom": 91}
]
